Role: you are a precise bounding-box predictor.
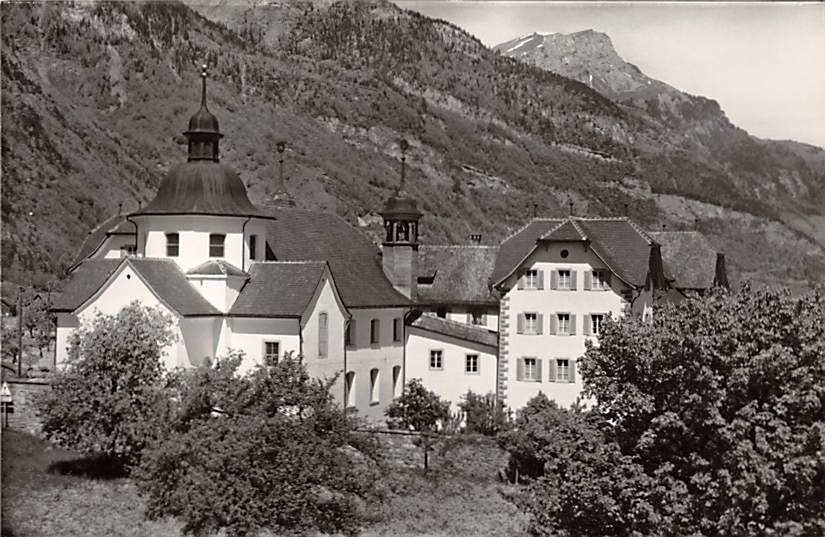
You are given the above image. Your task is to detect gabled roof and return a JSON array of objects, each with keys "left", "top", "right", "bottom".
[
  {"left": 649, "top": 231, "right": 720, "bottom": 290},
  {"left": 492, "top": 217, "right": 656, "bottom": 288},
  {"left": 52, "top": 259, "right": 123, "bottom": 312},
  {"left": 573, "top": 218, "right": 653, "bottom": 287},
  {"left": 72, "top": 215, "right": 134, "bottom": 268},
  {"left": 258, "top": 206, "right": 411, "bottom": 309},
  {"left": 186, "top": 259, "right": 249, "bottom": 278},
  {"left": 52, "top": 258, "right": 221, "bottom": 316},
  {"left": 409, "top": 314, "right": 498, "bottom": 349},
  {"left": 229, "top": 261, "right": 330, "bottom": 318},
  {"left": 417, "top": 245, "right": 499, "bottom": 306},
  {"left": 490, "top": 219, "right": 564, "bottom": 285}
]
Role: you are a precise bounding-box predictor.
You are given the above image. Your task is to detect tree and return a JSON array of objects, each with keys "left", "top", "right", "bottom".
[
  {"left": 38, "top": 302, "right": 176, "bottom": 469},
  {"left": 507, "top": 287, "right": 825, "bottom": 536},
  {"left": 137, "top": 353, "right": 380, "bottom": 537},
  {"left": 458, "top": 390, "right": 510, "bottom": 436},
  {"left": 386, "top": 378, "right": 450, "bottom": 470}
]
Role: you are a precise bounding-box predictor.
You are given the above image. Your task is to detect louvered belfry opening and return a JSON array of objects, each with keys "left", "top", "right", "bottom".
[{"left": 186, "top": 65, "right": 223, "bottom": 162}]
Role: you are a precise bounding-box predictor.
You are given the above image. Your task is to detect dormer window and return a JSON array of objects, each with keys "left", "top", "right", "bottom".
[
  {"left": 209, "top": 234, "right": 225, "bottom": 257},
  {"left": 166, "top": 233, "right": 179, "bottom": 257}
]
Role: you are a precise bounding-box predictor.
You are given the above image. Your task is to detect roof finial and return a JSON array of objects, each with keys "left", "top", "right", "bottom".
[
  {"left": 568, "top": 200, "right": 574, "bottom": 216},
  {"left": 200, "top": 63, "right": 208, "bottom": 108},
  {"left": 399, "top": 139, "right": 409, "bottom": 191}
]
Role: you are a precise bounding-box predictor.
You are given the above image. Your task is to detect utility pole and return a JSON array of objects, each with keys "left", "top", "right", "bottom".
[{"left": 16, "top": 289, "right": 23, "bottom": 377}]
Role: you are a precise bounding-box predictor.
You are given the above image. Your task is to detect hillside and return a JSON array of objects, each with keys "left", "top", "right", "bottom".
[{"left": 2, "top": 1, "right": 824, "bottom": 291}]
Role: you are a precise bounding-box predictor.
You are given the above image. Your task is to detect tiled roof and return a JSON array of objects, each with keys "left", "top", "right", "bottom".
[
  {"left": 649, "top": 231, "right": 719, "bottom": 290},
  {"left": 52, "top": 259, "right": 125, "bottom": 312},
  {"left": 229, "top": 261, "right": 329, "bottom": 318},
  {"left": 258, "top": 206, "right": 411, "bottom": 308},
  {"left": 72, "top": 215, "right": 134, "bottom": 267},
  {"left": 490, "top": 219, "right": 564, "bottom": 285},
  {"left": 186, "top": 259, "right": 249, "bottom": 278},
  {"left": 127, "top": 258, "right": 221, "bottom": 316},
  {"left": 410, "top": 314, "right": 498, "bottom": 349},
  {"left": 574, "top": 218, "right": 653, "bottom": 286},
  {"left": 52, "top": 258, "right": 220, "bottom": 316},
  {"left": 417, "top": 246, "right": 499, "bottom": 305},
  {"left": 540, "top": 220, "right": 586, "bottom": 242},
  {"left": 492, "top": 217, "right": 656, "bottom": 287}
]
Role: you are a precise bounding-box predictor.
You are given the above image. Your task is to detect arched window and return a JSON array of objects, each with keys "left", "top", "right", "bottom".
[
  {"left": 370, "top": 368, "right": 380, "bottom": 404},
  {"left": 318, "top": 312, "right": 328, "bottom": 357},
  {"left": 392, "top": 365, "right": 402, "bottom": 398},
  {"left": 249, "top": 234, "right": 257, "bottom": 260},
  {"left": 345, "top": 371, "right": 356, "bottom": 408}
]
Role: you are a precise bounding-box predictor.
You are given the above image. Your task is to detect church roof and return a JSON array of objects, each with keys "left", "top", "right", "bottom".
[
  {"left": 259, "top": 206, "right": 412, "bottom": 309},
  {"left": 53, "top": 258, "right": 220, "bottom": 317},
  {"left": 229, "top": 261, "right": 331, "bottom": 318},
  {"left": 72, "top": 215, "right": 134, "bottom": 268},
  {"left": 409, "top": 314, "right": 498, "bottom": 349},
  {"left": 186, "top": 260, "right": 249, "bottom": 278},
  {"left": 134, "top": 161, "right": 268, "bottom": 218},
  {"left": 649, "top": 231, "right": 720, "bottom": 290},
  {"left": 417, "top": 245, "right": 499, "bottom": 306}
]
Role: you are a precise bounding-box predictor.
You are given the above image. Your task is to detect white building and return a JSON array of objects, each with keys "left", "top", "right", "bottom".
[{"left": 53, "top": 70, "right": 726, "bottom": 418}]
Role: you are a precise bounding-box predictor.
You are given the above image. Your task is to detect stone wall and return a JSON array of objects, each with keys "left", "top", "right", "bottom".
[{"left": 2, "top": 379, "right": 51, "bottom": 435}]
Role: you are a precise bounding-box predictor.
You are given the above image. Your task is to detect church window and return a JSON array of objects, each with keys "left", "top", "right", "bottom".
[
  {"left": 249, "top": 234, "right": 257, "bottom": 260},
  {"left": 209, "top": 234, "right": 225, "bottom": 257},
  {"left": 166, "top": 233, "right": 179, "bottom": 257},
  {"left": 318, "top": 312, "right": 328, "bottom": 357}
]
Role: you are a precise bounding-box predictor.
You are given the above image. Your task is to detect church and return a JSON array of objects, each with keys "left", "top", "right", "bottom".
[{"left": 52, "top": 68, "right": 726, "bottom": 418}]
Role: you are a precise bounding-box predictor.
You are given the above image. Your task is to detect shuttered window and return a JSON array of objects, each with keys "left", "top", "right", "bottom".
[
  {"left": 166, "top": 233, "right": 179, "bottom": 257},
  {"left": 517, "top": 357, "right": 541, "bottom": 382},
  {"left": 518, "top": 313, "right": 543, "bottom": 335},
  {"left": 209, "top": 234, "right": 225, "bottom": 257}
]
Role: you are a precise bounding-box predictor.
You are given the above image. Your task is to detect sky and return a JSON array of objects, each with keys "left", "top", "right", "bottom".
[{"left": 397, "top": 1, "right": 825, "bottom": 149}]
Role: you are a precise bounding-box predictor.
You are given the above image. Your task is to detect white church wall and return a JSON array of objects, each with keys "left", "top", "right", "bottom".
[
  {"left": 344, "top": 307, "right": 407, "bottom": 422},
  {"left": 226, "top": 317, "right": 301, "bottom": 375},
  {"left": 300, "top": 275, "right": 347, "bottom": 382}
]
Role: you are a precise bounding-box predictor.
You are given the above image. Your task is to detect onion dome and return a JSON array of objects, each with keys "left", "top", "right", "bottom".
[
  {"left": 380, "top": 192, "right": 422, "bottom": 220},
  {"left": 186, "top": 65, "right": 223, "bottom": 162},
  {"left": 134, "top": 66, "right": 266, "bottom": 218}
]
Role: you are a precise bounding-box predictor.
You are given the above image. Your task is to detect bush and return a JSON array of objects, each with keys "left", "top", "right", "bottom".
[
  {"left": 509, "top": 287, "right": 825, "bottom": 536},
  {"left": 137, "top": 353, "right": 380, "bottom": 537},
  {"left": 385, "top": 378, "right": 450, "bottom": 471},
  {"left": 458, "top": 390, "right": 510, "bottom": 436},
  {"left": 38, "top": 302, "right": 176, "bottom": 469}
]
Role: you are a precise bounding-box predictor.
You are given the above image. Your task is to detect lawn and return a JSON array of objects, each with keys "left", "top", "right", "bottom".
[{"left": 1, "top": 430, "right": 528, "bottom": 537}]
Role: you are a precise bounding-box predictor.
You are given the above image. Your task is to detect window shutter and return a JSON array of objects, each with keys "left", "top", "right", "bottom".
[
  {"left": 536, "top": 314, "right": 544, "bottom": 335},
  {"left": 548, "top": 359, "right": 557, "bottom": 382},
  {"left": 517, "top": 273, "right": 525, "bottom": 290},
  {"left": 516, "top": 358, "right": 524, "bottom": 381},
  {"left": 517, "top": 314, "right": 525, "bottom": 334},
  {"left": 584, "top": 271, "right": 592, "bottom": 290},
  {"left": 537, "top": 270, "right": 544, "bottom": 290},
  {"left": 535, "top": 358, "right": 542, "bottom": 383},
  {"left": 584, "top": 314, "right": 591, "bottom": 336},
  {"left": 569, "top": 360, "right": 577, "bottom": 383},
  {"left": 570, "top": 314, "right": 577, "bottom": 335},
  {"left": 571, "top": 270, "right": 578, "bottom": 290},
  {"left": 550, "top": 270, "right": 558, "bottom": 290},
  {"left": 550, "top": 314, "right": 558, "bottom": 335}
]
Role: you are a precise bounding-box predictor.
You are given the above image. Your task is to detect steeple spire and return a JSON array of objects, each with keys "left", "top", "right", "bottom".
[{"left": 185, "top": 63, "right": 223, "bottom": 162}]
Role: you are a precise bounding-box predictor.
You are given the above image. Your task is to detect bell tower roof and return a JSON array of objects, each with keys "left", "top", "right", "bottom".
[{"left": 185, "top": 65, "right": 223, "bottom": 162}]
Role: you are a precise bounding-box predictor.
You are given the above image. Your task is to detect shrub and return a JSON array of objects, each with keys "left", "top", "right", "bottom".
[
  {"left": 385, "top": 378, "right": 450, "bottom": 471},
  {"left": 458, "top": 390, "right": 510, "bottom": 436},
  {"left": 137, "top": 353, "right": 380, "bottom": 537},
  {"left": 38, "top": 302, "right": 176, "bottom": 469},
  {"left": 509, "top": 287, "right": 825, "bottom": 536}
]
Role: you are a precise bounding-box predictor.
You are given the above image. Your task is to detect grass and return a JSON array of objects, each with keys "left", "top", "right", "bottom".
[{"left": 1, "top": 430, "right": 528, "bottom": 537}]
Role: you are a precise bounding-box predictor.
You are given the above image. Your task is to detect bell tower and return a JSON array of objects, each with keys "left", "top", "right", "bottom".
[
  {"left": 381, "top": 139, "right": 421, "bottom": 300},
  {"left": 185, "top": 65, "right": 223, "bottom": 162}
]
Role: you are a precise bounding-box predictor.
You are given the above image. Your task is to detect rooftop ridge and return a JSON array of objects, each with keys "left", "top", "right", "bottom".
[
  {"left": 568, "top": 218, "right": 589, "bottom": 240},
  {"left": 625, "top": 218, "right": 655, "bottom": 244},
  {"left": 500, "top": 217, "right": 565, "bottom": 245},
  {"left": 250, "top": 260, "right": 327, "bottom": 265},
  {"left": 419, "top": 245, "right": 499, "bottom": 250}
]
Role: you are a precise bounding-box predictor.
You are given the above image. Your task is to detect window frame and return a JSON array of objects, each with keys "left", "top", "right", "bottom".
[
  {"left": 429, "top": 349, "right": 444, "bottom": 371},
  {"left": 557, "top": 269, "right": 572, "bottom": 290},
  {"left": 370, "top": 318, "right": 380, "bottom": 345},
  {"left": 525, "top": 312, "right": 538, "bottom": 334},
  {"left": 524, "top": 357, "right": 538, "bottom": 381},
  {"left": 465, "top": 354, "right": 479, "bottom": 375},
  {"left": 345, "top": 319, "right": 356, "bottom": 347},
  {"left": 556, "top": 358, "right": 570, "bottom": 382},
  {"left": 393, "top": 317, "right": 402, "bottom": 342},
  {"left": 165, "top": 233, "right": 180, "bottom": 257},
  {"left": 591, "top": 313, "right": 605, "bottom": 336},
  {"left": 345, "top": 371, "right": 356, "bottom": 408},
  {"left": 263, "top": 340, "right": 280, "bottom": 363},
  {"left": 392, "top": 365, "right": 402, "bottom": 398},
  {"left": 557, "top": 313, "right": 571, "bottom": 335},
  {"left": 249, "top": 234, "right": 257, "bottom": 261},
  {"left": 369, "top": 368, "right": 380, "bottom": 405},
  {"left": 209, "top": 233, "right": 226, "bottom": 258},
  {"left": 591, "top": 269, "right": 608, "bottom": 290}
]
